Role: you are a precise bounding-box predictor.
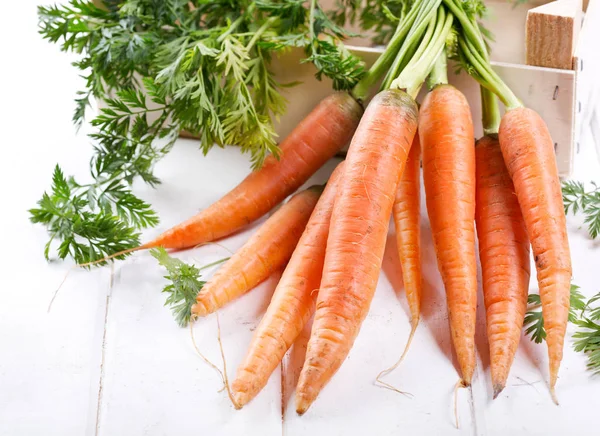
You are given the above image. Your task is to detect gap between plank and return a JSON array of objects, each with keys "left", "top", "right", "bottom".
[{"left": 94, "top": 265, "right": 115, "bottom": 436}]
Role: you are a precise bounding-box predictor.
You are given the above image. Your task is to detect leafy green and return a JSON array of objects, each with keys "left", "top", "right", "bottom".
[
  {"left": 572, "top": 292, "right": 600, "bottom": 375},
  {"left": 562, "top": 180, "right": 600, "bottom": 239},
  {"left": 34, "top": 0, "right": 365, "bottom": 264},
  {"left": 524, "top": 285, "right": 600, "bottom": 374},
  {"left": 329, "top": 0, "right": 414, "bottom": 46},
  {"left": 151, "top": 248, "right": 228, "bottom": 327},
  {"left": 29, "top": 165, "right": 152, "bottom": 265}
]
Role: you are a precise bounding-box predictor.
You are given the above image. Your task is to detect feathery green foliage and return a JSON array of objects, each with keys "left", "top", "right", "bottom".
[{"left": 33, "top": 0, "right": 364, "bottom": 264}]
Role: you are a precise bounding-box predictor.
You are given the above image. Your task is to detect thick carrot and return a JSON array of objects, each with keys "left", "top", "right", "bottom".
[
  {"left": 295, "top": 89, "right": 418, "bottom": 414},
  {"left": 231, "top": 162, "right": 345, "bottom": 408},
  {"left": 191, "top": 186, "right": 322, "bottom": 317},
  {"left": 122, "top": 93, "right": 359, "bottom": 252},
  {"left": 475, "top": 135, "right": 530, "bottom": 398},
  {"left": 498, "top": 107, "right": 571, "bottom": 397},
  {"left": 420, "top": 84, "right": 477, "bottom": 385}
]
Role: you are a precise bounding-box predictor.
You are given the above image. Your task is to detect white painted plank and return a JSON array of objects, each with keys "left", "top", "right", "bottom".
[
  {"left": 95, "top": 249, "right": 283, "bottom": 436},
  {"left": 0, "top": 1, "right": 108, "bottom": 434},
  {"left": 574, "top": 0, "right": 600, "bottom": 160}
]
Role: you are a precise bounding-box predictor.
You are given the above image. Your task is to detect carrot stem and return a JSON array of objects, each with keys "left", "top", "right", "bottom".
[
  {"left": 458, "top": 36, "right": 521, "bottom": 110},
  {"left": 352, "top": 0, "right": 429, "bottom": 100},
  {"left": 442, "top": 0, "right": 486, "bottom": 57},
  {"left": 381, "top": 0, "right": 443, "bottom": 91},
  {"left": 392, "top": 6, "right": 453, "bottom": 99},
  {"left": 481, "top": 87, "right": 500, "bottom": 135},
  {"left": 427, "top": 48, "right": 448, "bottom": 89}
]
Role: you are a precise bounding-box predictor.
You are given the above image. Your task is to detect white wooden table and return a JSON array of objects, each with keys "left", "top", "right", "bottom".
[{"left": 2, "top": 2, "right": 600, "bottom": 435}]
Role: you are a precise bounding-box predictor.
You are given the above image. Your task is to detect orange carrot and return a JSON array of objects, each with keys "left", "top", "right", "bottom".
[
  {"left": 375, "top": 134, "right": 422, "bottom": 389},
  {"left": 498, "top": 107, "right": 572, "bottom": 399},
  {"left": 191, "top": 186, "right": 322, "bottom": 317},
  {"left": 145, "top": 93, "right": 361, "bottom": 250},
  {"left": 394, "top": 134, "right": 422, "bottom": 329},
  {"left": 420, "top": 84, "right": 477, "bottom": 385},
  {"left": 231, "top": 162, "right": 345, "bottom": 408},
  {"left": 78, "top": 93, "right": 361, "bottom": 266},
  {"left": 475, "top": 135, "right": 530, "bottom": 398},
  {"left": 295, "top": 89, "right": 418, "bottom": 414}
]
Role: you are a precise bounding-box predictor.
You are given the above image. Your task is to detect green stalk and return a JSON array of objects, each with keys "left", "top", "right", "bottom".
[
  {"left": 442, "top": 0, "right": 486, "bottom": 57},
  {"left": 198, "top": 257, "right": 230, "bottom": 271},
  {"left": 392, "top": 7, "right": 453, "bottom": 99},
  {"left": 427, "top": 47, "right": 448, "bottom": 89},
  {"left": 381, "top": 0, "right": 443, "bottom": 90},
  {"left": 246, "top": 17, "right": 278, "bottom": 51},
  {"left": 459, "top": 36, "right": 521, "bottom": 109},
  {"left": 308, "top": 0, "right": 318, "bottom": 41},
  {"left": 217, "top": 15, "right": 245, "bottom": 42},
  {"left": 408, "top": 15, "right": 437, "bottom": 68},
  {"left": 481, "top": 87, "right": 500, "bottom": 136},
  {"left": 351, "top": 0, "right": 425, "bottom": 101}
]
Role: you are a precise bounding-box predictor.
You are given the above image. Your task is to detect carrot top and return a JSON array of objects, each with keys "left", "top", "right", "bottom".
[{"left": 389, "top": 5, "right": 454, "bottom": 98}]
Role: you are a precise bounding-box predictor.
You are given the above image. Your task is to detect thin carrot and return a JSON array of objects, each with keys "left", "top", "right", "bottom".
[
  {"left": 295, "top": 89, "right": 418, "bottom": 414},
  {"left": 420, "top": 83, "right": 477, "bottom": 385},
  {"left": 475, "top": 134, "right": 530, "bottom": 398},
  {"left": 191, "top": 186, "right": 322, "bottom": 317},
  {"left": 394, "top": 134, "right": 423, "bottom": 330},
  {"left": 375, "top": 134, "right": 422, "bottom": 389},
  {"left": 231, "top": 162, "right": 345, "bottom": 408},
  {"left": 499, "top": 107, "right": 572, "bottom": 400}
]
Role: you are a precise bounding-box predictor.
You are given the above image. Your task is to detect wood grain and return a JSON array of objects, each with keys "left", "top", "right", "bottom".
[{"left": 526, "top": 0, "right": 582, "bottom": 70}]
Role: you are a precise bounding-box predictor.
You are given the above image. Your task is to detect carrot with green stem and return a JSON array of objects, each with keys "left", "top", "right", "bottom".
[
  {"left": 296, "top": 5, "right": 454, "bottom": 414},
  {"left": 231, "top": 162, "right": 345, "bottom": 408},
  {"left": 419, "top": 48, "right": 477, "bottom": 387},
  {"left": 374, "top": 8, "right": 445, "bottom": 387},
  {"left": 191, "top": 185, "right": 322, "bottom": 317},
  {"left": 475, "top": 88, "right": 530, "bottom": 398},
  {"left": 454, "top": 4, "right": 572, "bottom": 400}
]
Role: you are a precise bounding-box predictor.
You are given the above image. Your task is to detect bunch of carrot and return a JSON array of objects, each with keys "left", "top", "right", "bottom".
[{"left": 76, "top": 0, "right": 571, "bottom": 414}]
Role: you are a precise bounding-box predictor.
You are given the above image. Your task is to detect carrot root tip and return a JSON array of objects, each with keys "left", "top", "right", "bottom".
[
  {"left": 295, "top": 394, "right": 312, "bottom": 416},
  {"left": 550, "top": 387, "right": 559, "bottom": 406},
  {"left": 492, "top": 384, "right": 504, "bottom": 400}
]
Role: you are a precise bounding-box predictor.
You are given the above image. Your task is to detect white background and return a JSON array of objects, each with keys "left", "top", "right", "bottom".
[{"left": 1, "top": 2, "right": 600, "bottom": 435}]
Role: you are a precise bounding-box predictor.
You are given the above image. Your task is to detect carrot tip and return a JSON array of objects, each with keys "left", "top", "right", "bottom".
[
  {"left": 492, "top": 384, "right": 504, "bottom": 400},
  {"left": 295, "top": 394, "right": 312, "bottom": 415},
  {"left": 550, "top": 387, "right": 559, "bottom": 406}
]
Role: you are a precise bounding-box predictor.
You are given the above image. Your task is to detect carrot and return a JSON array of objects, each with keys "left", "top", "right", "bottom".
[
  {"left": 394, "top": 134, "right": 423, "bottom": 330},
  {"left": 475, "top": 134, "right": 530, "bottom": 398},
  {"left": 77, "top": 93, "right": 361, "bottom": 267},
  {"left": 191, "top": 186, "right": 322, "bottom": 317},
  {"left": 231, "top": 162, "right": 345, "bottom": 408},
  {"left": 295, "top": 89, "right": 418, "bottom": 414},
  {"left": 375, "top": 134, "right": 422, "bottom": 389},
  {"left": 150, "top": 93, "right": 362, "bottom": 250},
  {"left": 498, "top": 107, "right": 572, "bottom": 399},
  {"left": 420, "top": 83, "right": 477, "bottom": 385}
]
